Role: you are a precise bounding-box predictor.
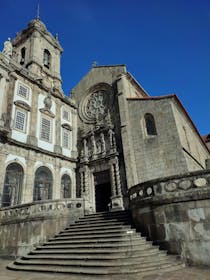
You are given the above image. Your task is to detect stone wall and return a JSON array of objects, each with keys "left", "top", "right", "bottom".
[
  {"left": 0, "top": 198, "right": 84, "bottom": 258},
  {"left": 129, "top": 170, "right": 210, "bottom": 265}
]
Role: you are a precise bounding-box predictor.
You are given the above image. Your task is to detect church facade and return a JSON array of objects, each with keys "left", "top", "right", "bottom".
[{"left": 0, "top": 18, "right": 209, "bottom": 215}]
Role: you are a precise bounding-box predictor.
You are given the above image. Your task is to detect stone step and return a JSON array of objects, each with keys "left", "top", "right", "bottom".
[
  {"left": 8, "top": 262, "right": 184, "bottom": 275},
  {"left": 53, "top": 232, "right": 137, "bottom": 240},
  {"left": 31, "top": 246, "right": 159, "bottom": 254},
  {"left": 51, "top": 228, "right": 137, "bottom": 239},
  {"left": 76, "top": 216, "right": 130, "bottom": 223},
  {"left": 78, "top": 215, "right": 131, "bottom": 223},
  {"left": 83, "top": 210, "right": 129, "bottom": 218},
  {"left": 14, "top": 255, "right": 176, "bottom": 268},
  {"left": 23, "top": 250, "right": 168, "bottom": 261},
  {"left": 61, "top": 224, "right": 133, "bottom": 233},
  {"left": 46, "top": 236, "right": 147, "bottom": 245},
  {"left": 8, "top": 210, "right": 184, "bottom": 276},
  {"left": 64, "top": 221, "right": 130, "bottom": 229},
  {"left": 40, "top": 240, "right": 151, "bottom": 249}
]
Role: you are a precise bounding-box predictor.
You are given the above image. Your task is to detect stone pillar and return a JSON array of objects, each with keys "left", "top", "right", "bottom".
[
  {"left": 23, "top": 150, "right": 35, "bottom": 203},
  {"left": 71, "top": 109, "right": 78, "bottom": 158},
  {"left": 109, "top": 157, "right": 124, "bottom": 211},
  {"left": 80, "top": 165, "right": 91, "bottom": 213},
  {"left": 109, "top": 163, "right": 116, "bottom": 197},
  {"left": 54, "top": 158, "right": 61, "bottom": 199},
  {"left": 54, "top": 100, "right": 62, "bottom": 154},
  {"left": 0, "top": 147, "right": 7, "bottom": 206},
  {"left": 117, "top": 73, "right": 139, "bottom": 188},
  {"left": 27, "top": 87, "right": 38, "bottom": 146},
  {"left": 114, "top": 157, "right": 122, "bottom": 196}
]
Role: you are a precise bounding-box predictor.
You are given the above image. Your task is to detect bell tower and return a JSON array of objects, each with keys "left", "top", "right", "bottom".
[{"left": 12, "top": 18, "right": 63, "bottom": 95}]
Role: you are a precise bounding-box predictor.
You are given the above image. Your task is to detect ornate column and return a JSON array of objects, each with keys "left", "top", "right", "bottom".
[
  {"left": 80, "top": 165, "right": 92, "bottom": 213},
  {"left": 114, "top": 157, "right": 122, "bottom": 196},
  {"left": 109, "top": 157, "right": 124, "bottom": 211},
  {"left": 109, "top": 163, "right": 116, "bottom": 197}
]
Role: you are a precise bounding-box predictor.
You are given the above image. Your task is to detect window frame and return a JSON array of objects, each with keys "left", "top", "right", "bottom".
[
  {"left": 62, "top": 127, "right": 71, "bottom": 149},
  {"left": 17, "top": 82, "right": 30, "bottom": 100},
  {"left": 40, "top": 115, "right": 52, "bottom": 143},
  {"left": 144, "top": 113, "right": 157, "bottom": 136},
  {"left": 14, "top": 108, "right": 27, "bottom": 133}
]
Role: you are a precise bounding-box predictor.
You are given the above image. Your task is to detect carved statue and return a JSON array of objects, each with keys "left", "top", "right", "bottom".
[
  {"left": 2, "top": 38, "right": 13, "bottom": 58},
  {"left": 100, "top": 132, "right": 106, "bottom": 153},
  {"left": 108, "top": 128, "right": 116, "bottom": 148},
  {"left": 44, "top": 92, "right": 52, "bottom": 110},
  {"left": 90, "top": 133, "right": 97, "bottom": 156}
]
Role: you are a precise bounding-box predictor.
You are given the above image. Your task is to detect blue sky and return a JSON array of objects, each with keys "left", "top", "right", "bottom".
[{"left": 0, "top": 0, "right": 209, "bottom": 135}]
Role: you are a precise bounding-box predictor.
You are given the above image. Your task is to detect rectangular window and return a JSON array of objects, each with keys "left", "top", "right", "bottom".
[
  {"left": 14, "top": 110, "right": 26, "bottom": 132},
  {"left": 40, "top": 117, "right": 51, "bottom": 142},
  {"left": 17, "top": 83, "right": 29, "bottom": 99},
  {"left": 63, "top": 109, "right": 70, "bottom": 121},
  {"left": 63, "top": 128, "right": 70, "bottom": 149}
]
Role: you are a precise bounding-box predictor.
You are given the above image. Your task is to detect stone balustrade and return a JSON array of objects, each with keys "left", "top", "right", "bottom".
[
  {"left": 129, "top": 169, "right": 210, "bottom": 205},
  {"left": 0, "top": 198, "right": 84, "bottom": 223}
]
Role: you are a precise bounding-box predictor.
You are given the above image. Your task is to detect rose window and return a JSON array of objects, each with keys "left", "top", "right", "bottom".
[{"left": 86, "top": 90, "right": 107, "bottom": 120}]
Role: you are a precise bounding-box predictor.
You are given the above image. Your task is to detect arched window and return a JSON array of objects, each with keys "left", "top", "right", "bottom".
[
  {"left": 20, "top": 47, "right": 26, "bottom": 65},
  {"left": 43, "top": 49, "right": 51, "bottom": 69},
  {"left": 144, "top": 113, "right": 157, "bottom": 135},
  {"left": 33, "top": 166, "right": 53, "bottom": 201},
  {"left": 2, "top": 163, "right": 24, "bottom": 207},
  {"left": 61, "top": 174, "right": 71, "bottom": 198}
]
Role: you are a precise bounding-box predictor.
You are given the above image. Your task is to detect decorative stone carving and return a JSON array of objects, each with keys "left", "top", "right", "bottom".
[
  {"left": 86, "top": 90, "right": 106, "bottom": 120},
  {"left": 147, "top": 187, "right": 153, "bottom": 195},
  {"left": 2, "top": 38, "right": 13, "bottom": 58},
  {"left": 139, "top": 190, "right": 144, "bottom": 197},
  {"left": 165, "top": 182, "right": 177, "bottom": 192},
  {"left": 90, "top": 133, "right": 97, "bottom": 158},
  {"left": 100, "top": 132, "right": 106, "bottom": 154},
  {"left": 194, "top": 178, "right": 207, "bottom": 187},
  {"left": 79, "top": 83, "right": 114, "bottom": 124},
  {"left": 44, "top": 93, "right": 52, "bottom": 110},
  {"left": 39, "top": 93, "right": 55, "bottom": 118},
  {"left": 178, "top": 180, "right": 192, "bottom": 190}
]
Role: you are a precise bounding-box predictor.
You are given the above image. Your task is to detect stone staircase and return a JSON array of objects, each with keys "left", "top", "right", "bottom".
[{"left": 8, "top": 210, "right": 184, "bottom": 276}]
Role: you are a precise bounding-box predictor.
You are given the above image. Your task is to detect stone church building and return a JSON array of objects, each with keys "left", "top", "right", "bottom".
[{"left": 0, "top": 18, "right": 210, "bottom": 274}]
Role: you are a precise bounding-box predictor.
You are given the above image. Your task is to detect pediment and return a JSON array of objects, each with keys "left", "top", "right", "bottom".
[{"left": 14, "top": 100, "right": 31, "bottom": 111}]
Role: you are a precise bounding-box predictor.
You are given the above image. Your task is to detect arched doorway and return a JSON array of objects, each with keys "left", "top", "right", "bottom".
[
  {"left": 2, "top": 163, "right": 24, "bottom": 207},
  {"left": 33, "top": 166, "right": 53, "bottom": 201},
  {"left": 61, "top": 174, "right": 71, "bottom": 198}
]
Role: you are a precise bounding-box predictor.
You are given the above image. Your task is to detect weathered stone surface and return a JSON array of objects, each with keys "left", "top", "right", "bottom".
[
  {"left": 165, "top": 182, "right": 177, "bottom": 192},
  {"left": 194, "top": 178, "right": 207, "bottom": 187},
  {"left": 179, "top": 180, "right": 192, "bottom": 190}
]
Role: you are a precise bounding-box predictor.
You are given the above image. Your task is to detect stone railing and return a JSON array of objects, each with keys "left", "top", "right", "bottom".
[
  {"left": 129, "top": 170, "right": 210, "bottom": 205},
  {"left": 0, "top": 198, "right": 84, "bottom": 223}
]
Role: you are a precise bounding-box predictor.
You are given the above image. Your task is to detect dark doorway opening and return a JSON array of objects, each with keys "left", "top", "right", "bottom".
[{"left": 94, "top": 170, "right": 111, "bottom": 212}]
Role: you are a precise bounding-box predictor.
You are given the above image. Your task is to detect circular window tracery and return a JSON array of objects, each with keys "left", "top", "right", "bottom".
[{"left": 79, "top": 84, "right": 113, "bottom": 123}]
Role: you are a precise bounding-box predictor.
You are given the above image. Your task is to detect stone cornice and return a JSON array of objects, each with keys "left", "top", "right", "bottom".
[{"left": 6, "top": 137, "right": 77, "bottom": 163}]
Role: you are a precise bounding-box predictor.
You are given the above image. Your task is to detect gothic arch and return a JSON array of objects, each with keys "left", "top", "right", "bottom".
[
  {"left": 144, "top": 113, "right": 157, "bottom": 136},
  {"left": 33, "top": 166, "right": 53, "bottom": 201},
  {"left": 2, "top": 163, "right": 24, "bottom": 207}
]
